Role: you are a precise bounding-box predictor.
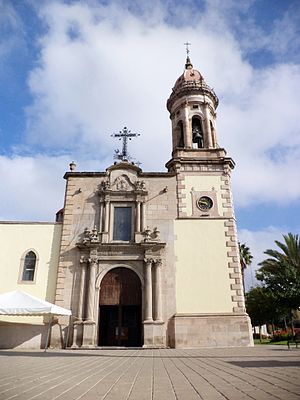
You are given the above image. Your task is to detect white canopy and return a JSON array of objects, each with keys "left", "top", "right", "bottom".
[{"left": 0, "top": 290, "right": 71, "bottom": 316}]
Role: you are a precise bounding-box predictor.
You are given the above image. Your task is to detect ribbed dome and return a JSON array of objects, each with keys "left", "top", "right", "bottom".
[
  {"left": 167, "top": 57, "right": 218, "bottom": 111},
  {"left": 173, "top": 56, "right": 204, "bottom": 89}
]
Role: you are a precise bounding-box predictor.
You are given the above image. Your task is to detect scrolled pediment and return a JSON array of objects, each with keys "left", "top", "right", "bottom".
[{"left": 111, "top": 174, "right": 135, "bottom": 191}]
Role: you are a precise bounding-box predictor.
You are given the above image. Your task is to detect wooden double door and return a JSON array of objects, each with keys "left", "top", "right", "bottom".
[{"left": 99, "top": 268, "right": 142, "bottom": 347}]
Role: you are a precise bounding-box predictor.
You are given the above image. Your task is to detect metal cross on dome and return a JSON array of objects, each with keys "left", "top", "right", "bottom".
[
  {"left": 111, "top": 126, "right": 140, "bottom": 162},
  {"left": 184, "top": 41, "right": 191, "bottom": 56}
]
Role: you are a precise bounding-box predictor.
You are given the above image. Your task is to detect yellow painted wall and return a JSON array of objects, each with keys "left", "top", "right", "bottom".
[
  {"left": 0, "top": 222, "right": 62, "bottom": 324},
  {"left": 174, "top": 219, "right": 233, "bottom": 313},
  {"left": 183, "top": 175, "right": 224, "bottom": 216}
]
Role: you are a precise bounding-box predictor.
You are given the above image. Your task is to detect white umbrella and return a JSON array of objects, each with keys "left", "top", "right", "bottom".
[{"left": 0, "top": 290, "right": 71, "bottom": 350}]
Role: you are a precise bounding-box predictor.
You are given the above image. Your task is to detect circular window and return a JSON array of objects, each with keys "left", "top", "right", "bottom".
[{"left": 197, "top": 196, "right": 213, "bottom": 211}]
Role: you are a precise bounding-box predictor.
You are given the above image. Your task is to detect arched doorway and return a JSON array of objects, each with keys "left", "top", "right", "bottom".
[{"left": 99, "top": 268, "right": 142, "bottom": 347}]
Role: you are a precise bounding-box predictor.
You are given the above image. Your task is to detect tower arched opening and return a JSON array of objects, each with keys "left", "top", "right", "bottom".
[{"left": 192, "top": 116, "right": 204, "bottom": 148}]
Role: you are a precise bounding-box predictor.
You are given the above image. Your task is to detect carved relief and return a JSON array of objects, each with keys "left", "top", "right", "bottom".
[
  {"left": 135, "top": 180, "right": 146, "bottom": 191},
  {"left": 142, "top": 226, "right": 161, "bottom": 242},
  {"left": 99, "top": 175, "right": 146, "bottom": 194},
  {"left": 82, "top": 227, "right": 100, "bottom": 244},
  {"left": 99, "top": 180, "right": 110, "bottom": 192},
  {"left": 222, "top": 165, "right": 232, "bottom": 176},
  {"left": 112, "top": 174, "right": 135, "bottom": 191}
]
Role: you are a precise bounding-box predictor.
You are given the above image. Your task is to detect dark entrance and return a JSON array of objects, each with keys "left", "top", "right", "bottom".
[{"left": 99, "top": 268, "right": 142, "bottom": 347}]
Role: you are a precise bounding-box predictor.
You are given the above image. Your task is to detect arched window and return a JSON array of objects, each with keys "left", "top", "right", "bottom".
[
  {"left": 22, "top": 251, "right": 37, "bottom": 281},
  {"left": 177, "top": 121, "right": 184, "bottom": 147},
  {"left": 192, "top": 117, "right": 203, "bottom": 148}
]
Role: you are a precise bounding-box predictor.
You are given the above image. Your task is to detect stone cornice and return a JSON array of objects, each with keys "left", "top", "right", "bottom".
[
  {"left": 167, "top": 81, "right": 219, "bottom": 111},
  {"left": 64, "top": 171, "right": 175, "bottom": 180},
  {"left": 64, "top": 171, "right": 106, "bottom": 179},
  {"left": 165, "top": 155, "right": 235, "bottom": 171},
  {"left": 77, "top": 241, "right": 166, "bottom": 251}
]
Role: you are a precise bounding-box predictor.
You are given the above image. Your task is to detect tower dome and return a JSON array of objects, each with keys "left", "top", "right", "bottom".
[
  {"left": 167, "top": 56, "right": 218, "bottom": 112},
  {"left": 166, "top": 56, "right": 221, "bottom": 154}
]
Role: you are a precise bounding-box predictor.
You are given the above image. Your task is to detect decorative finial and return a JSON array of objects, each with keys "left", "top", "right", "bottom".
[
  {"left": 184, "top": 41, "right": 191, "bottom": 56},
  {"left": 69, "top": 161, "right": 76, "bottom": 171},
  {"left": 111, "top": 127, "right": 140, "bottom": 162},
  {"left": 184, "top": 42, "right": 193, "bottom": 69}
]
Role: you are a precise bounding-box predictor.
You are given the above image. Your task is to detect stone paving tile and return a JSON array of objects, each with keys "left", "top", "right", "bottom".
[{"left": 0, "top": 346, "right": 299, "bottom": 400}]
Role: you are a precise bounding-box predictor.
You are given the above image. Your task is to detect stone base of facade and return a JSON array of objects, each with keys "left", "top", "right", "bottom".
[
  {"left": 143, "top": 320, "right": 166, "bottom": 348},
  {"left": 82, "top": 321, "right": 96, "bottom": 347},
  {"left": 168, "top": 313, "right": 253, "bottom": 348},
  {"left": 71, "top": 321, "right": 84, "bottom": 348}
]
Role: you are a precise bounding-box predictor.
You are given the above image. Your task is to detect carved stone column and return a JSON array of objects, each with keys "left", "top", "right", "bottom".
[
  {"left": 99, "top": 201, "right": 104, "bottom": 232},
  {"left": 136, "top": 201, "right": 141, "bottom": 232},
  {"left": 71, "top": 257, "right": 87, "bottom": 348},
  {"left": 184, "top": 105, "right": 192, "bottom": 148},
  {"left": 141, "top": 202, "right": 146, "bottom": 232},
  {"left": 104, "top": 200, "right": 110, "bottom": 232},
  {"left": 144, "top": 258, "right": 153, "bottom": 322},
  {"left": 204, "top": 103, "right": 213, "bottom": 148},
  {"left": 211, "top": 117, "right": 217, "bottom": 147},
  {"left": 86, "top": 256, "right": 97, "bottom": 322},
  {"left": 82, "top": 252, "right": 98, "bottom": 347},
  {"left": 102, "top": 200, "right": 110, "bottom": 243},
  {"left": 153, "top": 259, "right": 163, "bottom": 322}
]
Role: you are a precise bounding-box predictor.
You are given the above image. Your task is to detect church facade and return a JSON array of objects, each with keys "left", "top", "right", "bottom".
[{"left": 50, "top": 56, "right": 253, "bottom": 349}]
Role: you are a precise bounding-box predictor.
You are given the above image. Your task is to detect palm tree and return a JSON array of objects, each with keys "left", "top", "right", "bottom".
[
  {"left": 259, "top": 233, "right": 300, "bottom": 273},
  {"left": 239, "top": 243, "right": 253, "bottom": 293},
  {"left": 257, "top": 233, "right": 300, "bottom": 334}
]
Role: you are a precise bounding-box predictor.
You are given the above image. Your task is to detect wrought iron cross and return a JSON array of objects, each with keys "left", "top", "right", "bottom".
[
  {"left": 184, "top": 42, "right": 191, "bottom": 56},
  {"left": 111, "top": 126, "right": 140, "bottom": 161}
]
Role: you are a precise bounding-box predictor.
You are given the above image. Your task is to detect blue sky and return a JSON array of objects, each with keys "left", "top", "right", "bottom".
[{"left": 1, "top": 0, "right": 300, "bottom": 289}]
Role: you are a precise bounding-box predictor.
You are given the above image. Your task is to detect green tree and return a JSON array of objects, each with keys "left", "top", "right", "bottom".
[
  {"left": 245, "top": 287, "right": 273, "bottom": 341},
  {"left": 239, "top": 242, "right": 253, "bottom": 293},
  {"left": 256, "top": 233, "right": 300, "bottom": 332}
]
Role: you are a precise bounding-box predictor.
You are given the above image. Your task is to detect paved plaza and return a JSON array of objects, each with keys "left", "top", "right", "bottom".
[{"left": 0, "top": 346, "right": 299, "bottom": 400}]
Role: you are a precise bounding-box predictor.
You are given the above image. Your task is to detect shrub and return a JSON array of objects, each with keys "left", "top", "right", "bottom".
[
  {"left": 270, "top": 333, "right": 292, "bottom": 342},
  {"left": 253, "top": 333, "right": 269, "bottom": 340}
]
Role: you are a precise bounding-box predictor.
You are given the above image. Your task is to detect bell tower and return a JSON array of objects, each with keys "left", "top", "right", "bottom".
[
  {"left": 166, "top": 52, "right": 253, "bottom": 348},
  {"left": 167, "top": 55, "right": 219, "bottom": 155}
]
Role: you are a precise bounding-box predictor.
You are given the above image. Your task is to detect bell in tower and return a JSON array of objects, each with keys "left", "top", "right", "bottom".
[{"left": 192, "top": 116, "right": 204, "bottom": 148}]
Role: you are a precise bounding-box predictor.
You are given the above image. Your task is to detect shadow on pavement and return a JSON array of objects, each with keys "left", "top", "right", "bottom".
[
  {"left": 0, "top": 348, "right": 299, "bottom": 360},
  {"left": 228, "top": 360, "right": 300, "bottom": 368}
]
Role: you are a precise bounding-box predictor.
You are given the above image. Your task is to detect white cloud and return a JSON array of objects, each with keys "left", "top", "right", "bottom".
[
  {"left": 0, "top": 152, "right": 113, "bottom": 221},
  {"left": 1, "top": 0, "right": 300, "bottom": 221},
  {"left": 21, "top": 1, "right": 300, "bottom": 208},
  {"left": 220, "top": 63, "right": 300, "bottom": 206},
  {"left": 0, "top": 155, "right": 66, "bottom": 221}
]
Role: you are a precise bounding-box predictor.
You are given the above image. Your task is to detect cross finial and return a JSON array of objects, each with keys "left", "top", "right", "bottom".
[
  {"left": 111, "top": 127, "right": 140, "bottom": 162},
  {"left": 184, "top": 42, "right": 191, "bottom": 56},
  {"left": 184, "top": 42, "right": 193, "bottom": 69}
]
